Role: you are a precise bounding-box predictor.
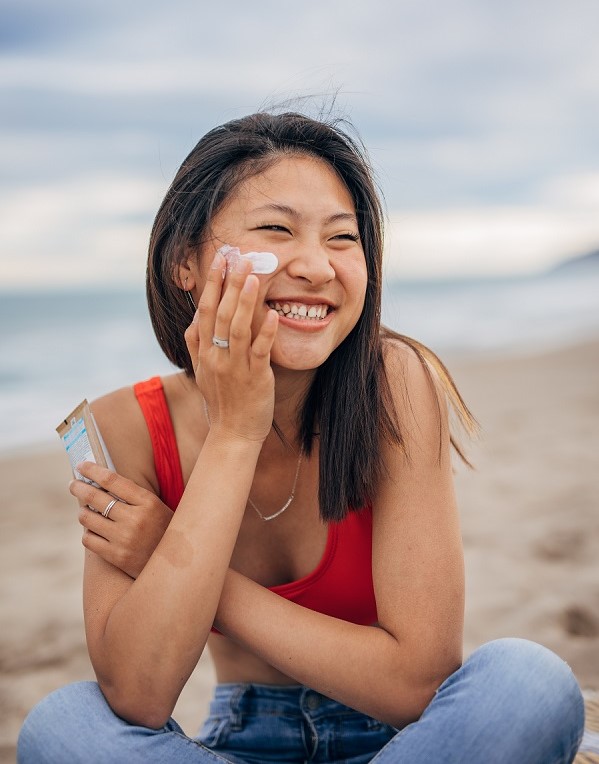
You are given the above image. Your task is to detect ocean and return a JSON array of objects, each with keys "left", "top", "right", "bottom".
[{"left": 1, "top": 263, "right": 598, "bottom": 453}]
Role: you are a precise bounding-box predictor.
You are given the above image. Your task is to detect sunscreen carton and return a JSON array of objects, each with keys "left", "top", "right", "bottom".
[{"left": 56, "top": 400, "right": 115, "bottom": 486}]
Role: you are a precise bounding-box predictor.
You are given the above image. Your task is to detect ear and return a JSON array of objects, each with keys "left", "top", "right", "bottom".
[{"left": 176, "top": 250, "right": 200, "bottom": 290}]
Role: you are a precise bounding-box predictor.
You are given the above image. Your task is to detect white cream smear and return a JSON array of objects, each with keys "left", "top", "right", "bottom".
[{"left": 217, "top": 244, "right": 278, "bottom": 274}]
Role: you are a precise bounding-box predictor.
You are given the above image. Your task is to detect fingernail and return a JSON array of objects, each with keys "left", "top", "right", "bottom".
[
  {"left": 192, "top": 309, "right": 199, "bottom": 324},
  {"left": 211, "top": 253, "right": 223, "bottom": 269}
]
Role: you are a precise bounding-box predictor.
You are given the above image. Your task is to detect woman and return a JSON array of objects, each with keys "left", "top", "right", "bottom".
[{"left": 18, "top": 112, "right": 584, "bottom": 763}]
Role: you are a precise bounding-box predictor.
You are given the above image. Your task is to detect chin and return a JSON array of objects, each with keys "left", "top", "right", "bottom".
[{"left": 270, "top": 346, "right": 333, "bottom": 372}]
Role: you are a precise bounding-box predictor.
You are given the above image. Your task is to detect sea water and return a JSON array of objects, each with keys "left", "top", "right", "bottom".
[{"left": 1, "top": 264, "right": 598, "bottom": 453}]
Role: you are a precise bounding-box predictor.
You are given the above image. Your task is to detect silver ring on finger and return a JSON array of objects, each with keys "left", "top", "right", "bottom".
[
  {"left": 102, "top": 498, "right": 119, "bottom": 519},
  {"left": 212, "top": 336, "right": 230, "bottom": 349}
]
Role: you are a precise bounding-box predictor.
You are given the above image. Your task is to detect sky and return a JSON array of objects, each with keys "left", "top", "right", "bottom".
[{"left": 1, "top": 0, "right": 599, "bottom": 288}]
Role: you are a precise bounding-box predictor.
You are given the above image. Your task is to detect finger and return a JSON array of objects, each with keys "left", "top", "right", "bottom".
[
  {"left": 81, "top": 529, "right": 124, "bottom": 572},
  {"left": 196, "top": 252, "right": 226, "bottom": 351},
  {"left": 228, "top": 275, "right": 260, "bottom": 361},
  {"left": 69, "top": 477, "right": 102, "bottom": 510},
  {"left": 79, "top": 506, "right": 112, "bottom": 539},
  {"left": 70, "top": 479, "right": 119, "bottom": 515},
  {"left": 250, "top": 309, "right": 279, "bottom": 366},
  {"left": 78, "top": 503, "right": 123, "bottom": 536},
  {"left": 72, "top": 462, "right": 138, "bottom": 504},
  {"left": 212, "top": 259, "right": 252, "bottom": 346},
  {"left": 82, "top": 528, "right": 110, "bottom": 553}
]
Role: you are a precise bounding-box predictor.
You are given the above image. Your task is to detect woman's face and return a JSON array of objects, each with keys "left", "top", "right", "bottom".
[{"left": 188, "top": 154, "right": 368, "bottom": 372}]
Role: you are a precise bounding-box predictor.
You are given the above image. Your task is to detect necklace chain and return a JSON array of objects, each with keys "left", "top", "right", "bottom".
[
  {"left": 203, "top": 400, "right": 303, "bottom": 521},
  {"left": 247, "top": 453, "right": 303, "bottom": 521}
]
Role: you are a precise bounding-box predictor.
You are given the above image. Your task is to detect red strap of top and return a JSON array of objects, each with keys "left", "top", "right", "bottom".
[{"left": 133, "top": 377, "right": 184, "bottom": 512}]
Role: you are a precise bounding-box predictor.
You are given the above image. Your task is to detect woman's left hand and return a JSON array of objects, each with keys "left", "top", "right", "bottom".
[{"left": 70, "top": 462, "right": 173, "bottom": 579}]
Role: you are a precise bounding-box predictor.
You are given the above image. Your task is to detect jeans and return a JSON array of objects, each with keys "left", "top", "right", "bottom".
[{"left": 17, "top": 638, "right": 584, "bottom": 763}]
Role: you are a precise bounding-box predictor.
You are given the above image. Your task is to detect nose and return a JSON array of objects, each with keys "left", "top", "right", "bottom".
[{"left": 285, "top": 244, "right": 336, "bottom": 286}]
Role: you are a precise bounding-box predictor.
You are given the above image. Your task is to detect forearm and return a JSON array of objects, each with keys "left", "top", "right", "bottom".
[
  {"left": 90, "top": 432, "right": 262, "bottom": 726},
  {"left": 214, "top": 570, "right": 463, "bottom": 728}
]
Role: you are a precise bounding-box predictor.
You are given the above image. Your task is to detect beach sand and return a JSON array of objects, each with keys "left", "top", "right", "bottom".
[{"left": 1, "top": 340, "right": 598, "bottom": 761}]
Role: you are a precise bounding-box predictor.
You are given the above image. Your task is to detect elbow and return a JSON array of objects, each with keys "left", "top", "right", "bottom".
[
  {"left": 422, "top": 653, "right": 463, "bottom": 705},
  {"left": 377, "top": 685, "right": 436, "bottom": 729},
  {"left": 381, "top": 658, "right": 463, "bottom": 729},
  {"left": 418, "top": 664, "right": 461, "bottom": 717},
  {"left": 99, "top": 681, "right": 174, "bottom": 731}
]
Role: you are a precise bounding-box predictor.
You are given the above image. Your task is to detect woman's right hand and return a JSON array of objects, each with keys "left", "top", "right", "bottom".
[
  {"left": 70, "top": 463, "right": 173, "bottom": 579},
  {"left": 185, "top": 252, "right": 279, "bottom": 444}
]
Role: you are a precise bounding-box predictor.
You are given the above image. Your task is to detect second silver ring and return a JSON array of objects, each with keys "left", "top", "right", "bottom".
[
  {"left": 212, "top": 336, "right": 230, "bottom": 349},
  {"left": 102, "top": 498, "right": 119, "bottom": 519}
]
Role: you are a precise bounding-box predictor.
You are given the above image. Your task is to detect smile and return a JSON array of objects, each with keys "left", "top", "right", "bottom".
[{"left": 267, "top": 301, "right": 330, "bottom": 321}]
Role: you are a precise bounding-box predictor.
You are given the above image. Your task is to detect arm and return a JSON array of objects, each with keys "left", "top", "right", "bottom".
[
  {"left": 213, "top": 344, "right": 465, "bottom": 727},
  {"left": 76, "top": 434, "right": 261, "bottom": 728},
  {"left": 70, "top": 259, "right": 278, "bottom": 729}
]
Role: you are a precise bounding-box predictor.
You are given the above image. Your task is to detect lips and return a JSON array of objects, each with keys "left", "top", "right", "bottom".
[{"left": 267, "top": 301, "right": 331, "bottom": 321}]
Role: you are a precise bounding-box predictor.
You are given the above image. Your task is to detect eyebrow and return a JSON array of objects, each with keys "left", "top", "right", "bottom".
[{"left": 251, "top": 203, "right": 358, "bottom": 226}]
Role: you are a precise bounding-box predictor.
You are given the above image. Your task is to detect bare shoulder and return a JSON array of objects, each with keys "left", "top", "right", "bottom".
[
  {"left": 90, "top": 384, "right": 157, "bottom": 493},
  {"left": 381, "top": 336, "right": 449, "bottom": 441}
]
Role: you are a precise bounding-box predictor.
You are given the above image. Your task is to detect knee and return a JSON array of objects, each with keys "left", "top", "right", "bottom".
[
  {"left": 465, "top": 638, "right": 584, "bottom": 746},
  {"left": 17, "top": 682, "right": 103, "bottom": 763},
  {"left": 469, "top": 638, "right": 581, "bottom": 701}
]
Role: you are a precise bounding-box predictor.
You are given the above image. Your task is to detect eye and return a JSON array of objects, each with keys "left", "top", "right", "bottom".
[
  {"left": 255, "top": 224, "right": 291, "bottom": 234},
  {"left": 331, "top": 232, "right": 360, "bottom": 242}
]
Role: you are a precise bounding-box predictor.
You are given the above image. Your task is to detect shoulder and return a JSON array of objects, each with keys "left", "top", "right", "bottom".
[
  {"left": 381, "top": 335, "right": 431, "bottom": 379},
  {"left": 90, "top": 382, "right": 158, "bottom": 493},
  {"left": 380, "top": 336, "right": 449, "bottom": 441},
  {"left": 381, "top": 336, "right": 447, "bottom": 419}
]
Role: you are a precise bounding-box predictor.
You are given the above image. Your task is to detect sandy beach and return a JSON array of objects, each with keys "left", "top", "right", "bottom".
[{"left": 1, "top": 339, "right": 598, "bottom": 761}]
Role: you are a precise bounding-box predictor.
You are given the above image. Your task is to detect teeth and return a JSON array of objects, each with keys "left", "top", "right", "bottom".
[{"left": 267, "top": 301, "right": 330, "bottom": 321}]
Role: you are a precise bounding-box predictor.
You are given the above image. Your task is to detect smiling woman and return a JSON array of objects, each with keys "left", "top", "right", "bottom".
[{"left": 17, "top": 112, "right": 585, "bottom": 763}]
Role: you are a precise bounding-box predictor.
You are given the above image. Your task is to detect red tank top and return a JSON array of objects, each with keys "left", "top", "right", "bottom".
[{"left": 133, "top": 377, "right": 378, "bottom": 626}]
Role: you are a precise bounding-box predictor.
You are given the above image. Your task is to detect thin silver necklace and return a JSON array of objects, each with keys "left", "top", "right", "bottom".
[{"left": 203, "top": 400, "right": 303, "bottom": 521}]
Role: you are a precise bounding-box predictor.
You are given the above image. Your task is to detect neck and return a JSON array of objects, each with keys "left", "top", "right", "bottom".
[{"left": 271, "top": 366, "right": 315, "bottom": 442}]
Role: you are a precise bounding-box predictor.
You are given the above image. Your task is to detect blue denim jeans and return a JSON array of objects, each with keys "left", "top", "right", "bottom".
[{"left": 18, "top": 638, "right": 584, "bottom": 763}]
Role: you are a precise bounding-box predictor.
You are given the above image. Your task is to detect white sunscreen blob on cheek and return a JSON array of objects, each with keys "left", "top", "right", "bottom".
[
  {"left": 240, "top": 250, "right": 278, "bottom": 274},
  {"left": 216, "top": 244, "right": 279, "bottom": 274}
]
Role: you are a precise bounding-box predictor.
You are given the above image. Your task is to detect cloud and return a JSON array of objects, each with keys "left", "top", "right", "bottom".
[
  {"left": 385, "top": 173, "right": 599, "bottom": 278},
  {"left": 539, "top": 173, "right": 599, "bottom": 209},
  {"left": 0, "top": 175, "right": 164, "bottom": 288}
]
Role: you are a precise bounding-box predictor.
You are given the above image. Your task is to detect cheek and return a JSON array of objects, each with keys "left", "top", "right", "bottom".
[{"left": 340, "top": 258, "right": 368, "bottom": 305}]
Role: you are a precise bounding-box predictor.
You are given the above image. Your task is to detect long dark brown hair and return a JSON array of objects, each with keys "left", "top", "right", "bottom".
[{"left": 147, "top": 112, "right": 477, "bottom": 522}]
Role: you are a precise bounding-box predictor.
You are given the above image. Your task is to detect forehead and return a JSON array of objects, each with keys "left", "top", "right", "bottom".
[{"left": 223, "top": 154, "right": 356, "bottom": 217}]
